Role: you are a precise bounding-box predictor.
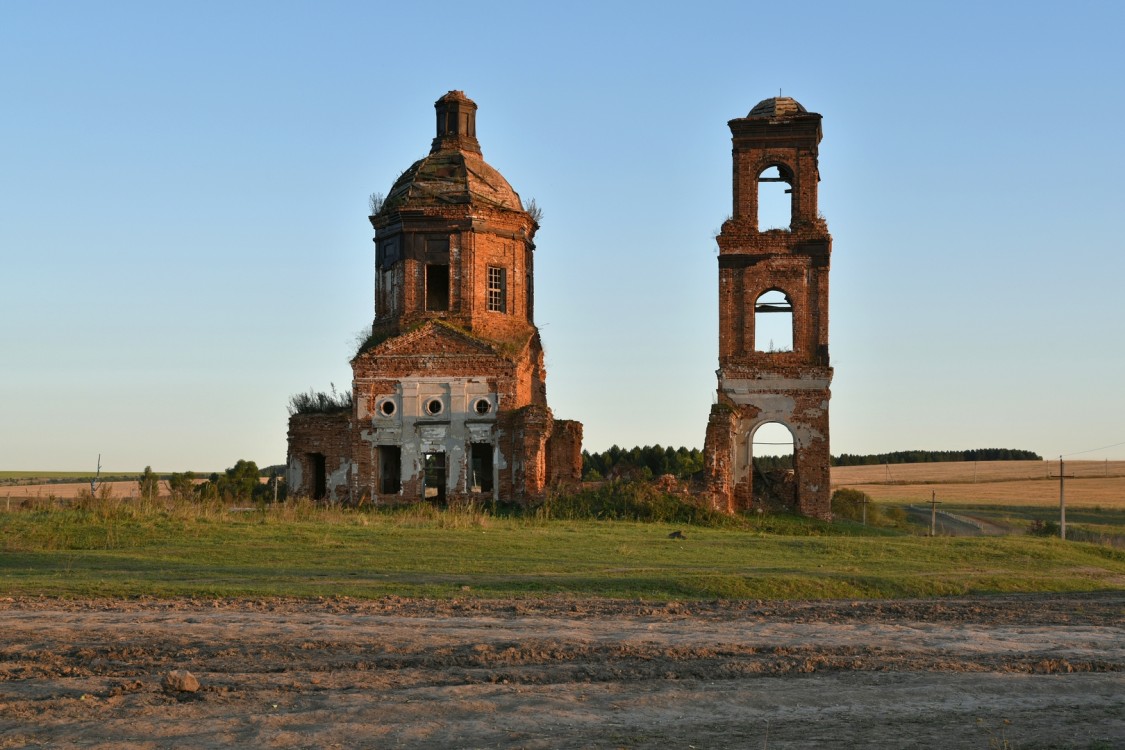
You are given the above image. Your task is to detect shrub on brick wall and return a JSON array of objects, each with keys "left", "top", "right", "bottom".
[{"left": 287, "top": 384, "right": 353, "bottom": 416}]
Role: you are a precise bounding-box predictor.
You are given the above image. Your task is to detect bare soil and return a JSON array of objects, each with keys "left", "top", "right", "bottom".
[{"left": 1, "top": 594, "right": 1122, "bottom": 749}]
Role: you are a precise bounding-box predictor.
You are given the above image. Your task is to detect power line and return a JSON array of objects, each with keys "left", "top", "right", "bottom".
[{"left": 1061, "top": 440, "right": 1125, "bottom": 458}]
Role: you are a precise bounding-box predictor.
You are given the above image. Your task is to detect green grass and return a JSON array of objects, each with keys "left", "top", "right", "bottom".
[
  {"left": 2, "top": 498, "right": 1122, "bottom": 601},
  {"left": 0, "top": 471, "right": 98, "bottom": 479},
  {"left": 942, "top": 504, "right": 1125, "bottom": 547}
]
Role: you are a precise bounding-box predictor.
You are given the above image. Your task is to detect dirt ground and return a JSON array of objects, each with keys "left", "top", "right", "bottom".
[{"left": 1, "top": 594, "right": 1122, "bottom": 749}]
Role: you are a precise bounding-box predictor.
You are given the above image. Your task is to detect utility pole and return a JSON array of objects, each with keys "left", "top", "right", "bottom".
[
  {"left": 860, "top": 494, "right": 869, "bottom": 526},
  {"left": 1059, "top": 455, "right": 1066, "bottom": 540},
  {"left": 929, "top": 490, "right": 941, "bottom": 537}
]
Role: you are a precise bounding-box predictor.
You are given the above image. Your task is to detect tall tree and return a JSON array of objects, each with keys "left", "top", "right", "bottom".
[{"left": 137, "top": 466, "right": 160, "bottom": 500}]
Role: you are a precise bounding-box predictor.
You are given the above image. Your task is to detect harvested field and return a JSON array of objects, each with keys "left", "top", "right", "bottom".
[
  {"left": 0, "top": 481, "right": 143, "bottom": 500},
  {"left": 833, "top": 460, "right": 1125, "bottom": 509},
  {"left": 1, "top": 594, "right": 1122, "bottom": 749},
  {"left": 832, "top": 459, "right": 1125, "bottom": 485},
  {"left": 0, "top": 478, "right": 250, "bottom": 501},
  {"left": 839, "top": 477, "right": 1125, "bottom": 509}
]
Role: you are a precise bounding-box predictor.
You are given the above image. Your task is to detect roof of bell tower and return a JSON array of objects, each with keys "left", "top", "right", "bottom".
[{"left": 747, "top": 96, "right": 808, "bottom": 119}]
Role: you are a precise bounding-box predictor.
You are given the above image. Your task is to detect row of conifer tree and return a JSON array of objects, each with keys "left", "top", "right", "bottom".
[{"left": 582, "top": 446, "right": 1042, "bottom": 479}]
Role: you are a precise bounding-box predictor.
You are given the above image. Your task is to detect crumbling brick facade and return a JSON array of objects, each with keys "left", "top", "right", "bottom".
[
  {"left": 288, "top": 92, "right": 582, "bottom": 505},
  {"left": 703, "top": 97, "right": 833, "bottom": 520}
]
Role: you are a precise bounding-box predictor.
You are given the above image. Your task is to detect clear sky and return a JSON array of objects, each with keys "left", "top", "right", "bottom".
[{"left": 2, "top": 1, "right": 1123, "bottom": 472}]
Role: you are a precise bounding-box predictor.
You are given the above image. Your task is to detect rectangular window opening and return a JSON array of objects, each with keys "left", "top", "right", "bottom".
[
  {"left": 426, "top": 264, "right": 450, "bottom": 312},
  {"left": 487, "top": 266, "right": 507, "bottom": 313},
  {"left": 423, "top": 452, "right": 446, "bottom": 504},
  {"left": 378, "top": 446, "right": 401, "bottom": 494},
  {"left": 470, "top": 443, "right": 494, "bottom": 494}
]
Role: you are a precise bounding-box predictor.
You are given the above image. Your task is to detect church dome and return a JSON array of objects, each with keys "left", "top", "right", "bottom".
[
  {"left": 383, "top": 150, "right": 523, "bottom": 212},
  {"left": 747, "top": 97, "right": 808, "bottom": 119},
  {"left": 379, "top": 92, "right": 523, "bottom": 214}
]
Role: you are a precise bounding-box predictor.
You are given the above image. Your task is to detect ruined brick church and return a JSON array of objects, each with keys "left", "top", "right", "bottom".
[
  {"left": 287, "top": 91, "right": 582, "bottom": 504},
  {"left": 288, "top": 91, "right": 833, "bottom": 519}
]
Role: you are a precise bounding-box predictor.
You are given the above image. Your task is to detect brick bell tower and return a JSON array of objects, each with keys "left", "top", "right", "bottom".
[{"left": 703, "top": 97, "right": 833, "bottom": 519}]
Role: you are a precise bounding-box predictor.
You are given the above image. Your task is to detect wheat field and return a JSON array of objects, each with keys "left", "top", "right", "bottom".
[{"left": 832, "top": 460, "right": 1125, "bottom": 508}]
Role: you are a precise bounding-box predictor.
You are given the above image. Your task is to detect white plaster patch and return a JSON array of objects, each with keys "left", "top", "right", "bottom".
[
  {"left": 721, "top": 376, "right": 832, "bottom": 392},
  {"left": 738, "top": 393, "right": 796, "bottom": 417},
  {"left": 326, "top": 459, "right": 353, "bottom": 504},
  {"left": 420, "top": 425, "right": 447, "bottom": 441},
  {"left": 419, "top": 425, "right": 448, "bottom": 453},
  {"left": 287, "top": 460, "right": 303, "bottom": 492},
  {"left": 371, "top": 427, "right": 402, "bottom": 443},
  {"left": 352, "top": 376, "right": 503, "bottom": 501}
]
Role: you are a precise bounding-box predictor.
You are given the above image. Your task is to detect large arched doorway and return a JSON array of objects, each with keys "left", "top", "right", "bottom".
[{"left": 750, "top": 421, "right": 797, "bottom": 511}]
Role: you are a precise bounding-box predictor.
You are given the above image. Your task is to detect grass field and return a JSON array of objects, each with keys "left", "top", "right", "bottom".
[{"left": 2, "top": 498, "right": 1122, "bottom": 601}]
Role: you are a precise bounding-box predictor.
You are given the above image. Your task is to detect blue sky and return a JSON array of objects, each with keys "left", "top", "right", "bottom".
[{"left": 2, "top": 1, "right": 1123, "bottom": 471}]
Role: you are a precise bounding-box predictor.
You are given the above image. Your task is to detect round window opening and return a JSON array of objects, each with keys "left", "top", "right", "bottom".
[
  {"left": 379, "top": 400, "right": 396, "bottom": 417},
  {"left": 426, "top": 398, "right": 443, "bottom": 416},
  {"left": 474, "top": 398, "right": 492, "bottom": 415}
]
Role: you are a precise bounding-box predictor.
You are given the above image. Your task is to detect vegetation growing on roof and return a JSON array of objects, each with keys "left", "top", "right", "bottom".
[
  {"left": 523, "top": 197, "right": 542, "bottom": 224},
  {"left": 287, "top": 384, "right": 353, "bottom": 416},
  {"left": 368, "top": 192, "right": 384, "bottom": 215}
]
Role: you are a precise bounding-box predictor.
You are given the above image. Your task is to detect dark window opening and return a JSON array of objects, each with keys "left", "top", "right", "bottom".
[
  {"left": 376, "top": 272, "right": 386, "bottom": 318},
  {"left": 470, "top": 443, "right": 494, "bottom": 494},
  {"left": 758, "top": 165, "right": 793, "bottom": 230},
  {"left": 378, "top": 446, "right": 401, "bottom": 494},
  {"left": 474, "top": 398, "right": 491, "bottom": 415},
  {"left": 308, "top": 453, "right": 326, "bottom": 500},
  {"left": 487, "top": 266, "right": 507, "bottom": 313},
  {"left": 754, "top": 289, "right": 793, "bottom": 352},
  {"left": 377, "top": 239, "right": 400, "bottom": 270},
  {"left": 423, "top": 452, "right": 446, "bottom": 503},
  {"left": 379, "top": 400, "right": 396, "bottom": 417},
  {"left": 426, "top": 398, "right": 443, "bottom": 416},
  {"left": 426, "top": 264, "right": 450, "bottom": 311}
]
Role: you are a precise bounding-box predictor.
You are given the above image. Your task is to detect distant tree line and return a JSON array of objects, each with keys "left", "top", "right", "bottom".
[
  {"left": 753, "top": 455, "right": 793, "bottom": 472},
  {"left": 582, "top": 446, "right": 705, "bottom": 481},
  {"left": 831, "top": 448, "right": 1041, "bottom": 466},
  {"left": 582, "top": 446, "right": 1042, "bottom": 480}
]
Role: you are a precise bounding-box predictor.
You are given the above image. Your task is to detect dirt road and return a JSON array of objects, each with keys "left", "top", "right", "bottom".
[
  {"left": 902, "top": 506, "right": 1011, "bottom": 536},
  {"left": 1, "top": 594, "right": 1122, "bottom": 748}
]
